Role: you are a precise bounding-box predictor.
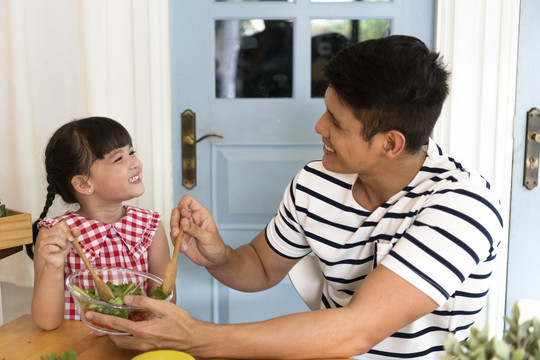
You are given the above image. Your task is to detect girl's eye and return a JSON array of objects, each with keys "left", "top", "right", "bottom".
[
  {"left": 129, "top": 150, "right": 136, "bottom": 156},
  {"left": 114, "top": 156, "right": 123, "bottom": 163}
]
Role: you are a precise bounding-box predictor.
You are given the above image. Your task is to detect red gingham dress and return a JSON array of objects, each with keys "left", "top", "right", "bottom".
[{"left": 38, "top": 205, "right": 160, "bottom": 320}]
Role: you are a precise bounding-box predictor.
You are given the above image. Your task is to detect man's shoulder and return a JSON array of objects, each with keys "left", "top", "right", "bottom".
[{"left": 423, "top": 140, "right": 495, "bottom": 190}]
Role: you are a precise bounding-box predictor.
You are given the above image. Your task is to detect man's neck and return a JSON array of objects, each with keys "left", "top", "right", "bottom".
[{"left": 352, "top": 149, "right": 427, "bottom": 211}]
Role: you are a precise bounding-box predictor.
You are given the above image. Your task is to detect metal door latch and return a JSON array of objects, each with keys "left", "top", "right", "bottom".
[
  {"left": 524, "top": 108, "right": 540, "bottom": 190},
  {"left": 181, "top": 110, "right": 223, "bottom": 189}
]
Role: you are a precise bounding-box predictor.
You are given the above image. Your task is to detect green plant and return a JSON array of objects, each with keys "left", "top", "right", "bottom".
[
  {"left": 40, "top": 349, "right": 77, "bottom": 360},
  {"left": 0, "top": 200, "right": 5, "bottom": 217},
  {"left": 443, "top": 303, "right": 540, "bottom": 360}
]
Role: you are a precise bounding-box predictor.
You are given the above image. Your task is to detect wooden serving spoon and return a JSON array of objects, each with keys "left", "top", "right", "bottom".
[
  {"left": 161, "top": 226, "right": 184, "bottom": 297},
  {"left": 62, "top": 221, "right": 115, "bottom": 302}
]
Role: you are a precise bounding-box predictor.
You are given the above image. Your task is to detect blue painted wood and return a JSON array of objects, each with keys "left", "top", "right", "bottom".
[
  {"left": 169, "top": 0, "right": 434, "bottom": 324},
  {"left": 506, "top": 0, "right": 540, "bottom": 316},
  {"left": 212, "top": 144, "right": 321, "bottom": 227}
]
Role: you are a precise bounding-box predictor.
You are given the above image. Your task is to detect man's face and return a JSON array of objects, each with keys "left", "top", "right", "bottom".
[{"left": 315, "top": 87, "right": 381, "bottom": 175}]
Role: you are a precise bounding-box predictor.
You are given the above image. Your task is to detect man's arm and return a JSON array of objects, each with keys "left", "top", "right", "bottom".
[
  {"left": 204, "top": 229, "right": 298, "bottom": 292},
  {"left": 88, "top": 261, "right": 438, "bottom": 359},
  {"left": 170, "top": 194, "right": 298, "bottom": 292},
  {"left": 193, "top": 264, "right": 439, "bottom": 359}
]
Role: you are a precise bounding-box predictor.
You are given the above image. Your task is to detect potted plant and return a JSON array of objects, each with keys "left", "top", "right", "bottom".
[{"left": 443, "top": 302, "right": 540, "bottom": 360}]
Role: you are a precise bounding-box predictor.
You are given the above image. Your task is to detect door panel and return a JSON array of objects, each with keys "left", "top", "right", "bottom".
[
  {"left": 213, "top": 144, "right": 321, "bottom": 226},
  {"left": 170, "top": 0, "right": 434, "bottom": 323}
]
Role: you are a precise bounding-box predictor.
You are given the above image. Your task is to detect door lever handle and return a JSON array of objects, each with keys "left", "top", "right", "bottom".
[
  {"left": 182, "top": 110, "right": 224, "bottom": 189},
  {"left": 183, "top": 132, "right": 224, "bottom": 145}
]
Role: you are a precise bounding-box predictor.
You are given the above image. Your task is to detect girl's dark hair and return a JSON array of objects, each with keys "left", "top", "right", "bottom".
[
  {"left": 27, "top": 117, "right": 132, "bottom": 259},
  {"left": 323, "top": 35, "right": 450, "bottom": 152}
]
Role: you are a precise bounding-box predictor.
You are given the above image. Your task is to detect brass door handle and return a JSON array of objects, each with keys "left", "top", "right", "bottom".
[
  {"left": 524, "top": 108, "right": 540, "bottom": 190},
  {"left": 182, "top": 109, "right": 224, "bottom": 189},
  {"left": 183, "top": 132, "right": 224, "bottom": 145}
]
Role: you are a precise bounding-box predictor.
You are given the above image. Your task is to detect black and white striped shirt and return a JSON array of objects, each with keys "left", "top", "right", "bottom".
[{"left": 266, "top": 139, "right": 503, "bottom": 359}]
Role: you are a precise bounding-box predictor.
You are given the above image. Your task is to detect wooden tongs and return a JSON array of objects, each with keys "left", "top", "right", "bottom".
[
  {"left": 62, "top": 221, "right": 115, "bottom": 302},
  {"left": 161, "top": 223, "right": 183, "bottom": 297}
]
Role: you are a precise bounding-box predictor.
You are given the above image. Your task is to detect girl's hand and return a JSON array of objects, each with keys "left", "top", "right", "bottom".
[
  {"left": 35, "top": 221, "right": 77, "bottom": 270},
  {"left": 170, "top": 194, "right": 229, "bottom": 267}
]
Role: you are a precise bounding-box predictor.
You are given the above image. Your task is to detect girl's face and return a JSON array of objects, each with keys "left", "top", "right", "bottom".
[{"left": 88, "top": 145, "right": 144, "bottom": 203}]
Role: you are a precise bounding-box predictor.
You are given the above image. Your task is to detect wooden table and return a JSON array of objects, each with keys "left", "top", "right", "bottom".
[
  {"left": 0, "top": 314, "right": 140, "bottom": 359},
  {"left": 0, "top": 315, "right": 353, "bottom": 360}
]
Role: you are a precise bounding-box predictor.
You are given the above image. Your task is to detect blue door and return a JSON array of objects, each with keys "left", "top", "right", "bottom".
[{"left": 169, "top": 0, "right": 435, "bottom": 324}]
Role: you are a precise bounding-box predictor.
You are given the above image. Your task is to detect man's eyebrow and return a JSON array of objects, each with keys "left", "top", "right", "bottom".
[{"left": 327, "top": 108, "right": 340, "bottom": 125}]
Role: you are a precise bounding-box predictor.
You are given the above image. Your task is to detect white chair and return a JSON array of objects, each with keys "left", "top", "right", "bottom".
[
  {"left": 516, "top": 298, "right": 540, "bottom": 323},
  {"left": 288, "top": 255, "right": 324, "bottom": 311}
]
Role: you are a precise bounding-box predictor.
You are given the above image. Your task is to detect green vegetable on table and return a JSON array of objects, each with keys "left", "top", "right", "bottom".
[
  {"left": 0, "top": 202, "right": 5, "bottom": 218},
  {"left": 40, "top": 349, "right": 77, "bottom": 360}
]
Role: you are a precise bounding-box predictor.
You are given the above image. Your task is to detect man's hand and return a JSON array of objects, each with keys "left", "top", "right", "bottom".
[
  {"left": 170, "top": 194, "right": 229, "bottom": 267},
  {"left": 86, "top": 295, "right": 198, "bottom": 353}
]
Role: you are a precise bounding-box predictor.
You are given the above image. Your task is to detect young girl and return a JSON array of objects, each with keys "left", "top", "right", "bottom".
[{"left": 31, "top": 116, "right": 175, "bottom": 330}]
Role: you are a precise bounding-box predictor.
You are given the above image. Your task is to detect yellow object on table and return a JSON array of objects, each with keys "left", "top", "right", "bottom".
[{"left": 132, "top": 350, "right": 196, "bottom": 360}]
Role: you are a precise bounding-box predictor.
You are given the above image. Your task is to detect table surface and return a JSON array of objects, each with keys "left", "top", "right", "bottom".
[
  {"left": 0, "top": 314, "right": 140, "bottom": 360},
  {"left": 0, "top": 314, "right": 353, "bottom": 360}
]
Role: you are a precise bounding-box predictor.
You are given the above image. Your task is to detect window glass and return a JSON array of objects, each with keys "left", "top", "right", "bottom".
[
  {"left": 216, "top": 0, "right": 293, "bottom": 2},
  {"left": 216, "top": 19, "right": 293, "bottom": 98},
  {"left": 311, "top": 19, "right": 391, "bottom": 97},
  {"left": 215, "top": 0, "right": 388, "bottom": 2},
  {"left": 311, "top": 0, "right": 390, "bottom": 2}
]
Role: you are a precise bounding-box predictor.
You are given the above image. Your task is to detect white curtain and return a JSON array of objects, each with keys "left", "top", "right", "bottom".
[{"left": 0, "top": 0, "right": 172, "bottom": 288}]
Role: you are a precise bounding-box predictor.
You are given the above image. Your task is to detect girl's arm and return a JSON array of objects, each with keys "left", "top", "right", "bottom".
[
  {"left": 31, "top": 222, "right": 73, "bottom": 330},
  {"left": 147, "top": 221, "right": 176, "bottom": 304}
]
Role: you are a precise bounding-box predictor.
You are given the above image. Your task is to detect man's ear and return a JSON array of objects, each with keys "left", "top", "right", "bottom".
[
  {"left": 71, "top": 175, "right": 93, "bottom": 195},
  {"left": 382, "top": 130, "right": 406, "bottom": 157}
]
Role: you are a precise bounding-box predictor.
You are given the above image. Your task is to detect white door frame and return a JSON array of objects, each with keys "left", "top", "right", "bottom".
[{"left": 434, "top": 0, "right": 519, "bottom": 337}]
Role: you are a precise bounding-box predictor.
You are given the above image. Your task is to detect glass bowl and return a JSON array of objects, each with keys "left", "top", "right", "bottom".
[{"left": 66, "top": 266, "right": 173, "bottom": 335}]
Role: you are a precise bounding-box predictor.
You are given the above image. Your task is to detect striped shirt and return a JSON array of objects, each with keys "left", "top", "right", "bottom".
[
  {"left": 39, "top": 205, "right": 160, "bottom": 320},
  {"left": 265, "top": 139, "right": 503, "bottom": 359}
]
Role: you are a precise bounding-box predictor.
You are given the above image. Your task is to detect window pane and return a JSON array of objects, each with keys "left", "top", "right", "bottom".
[
  {"left": 311, "top": 19, "right": 391, "bottom": 97},
  {"left": 311, "top": 0, "right": 390, "bottom": 2},
  {"left": 216, "top": 0, "right": 294, "bottom": 3},
  {"left": 216, "top": 20, "right": 293, "bottom": 98}
]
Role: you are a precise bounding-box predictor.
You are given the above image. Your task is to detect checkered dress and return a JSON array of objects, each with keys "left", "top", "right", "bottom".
[{"left": 38, "top": 205, "right": 160, "bottom": 320}]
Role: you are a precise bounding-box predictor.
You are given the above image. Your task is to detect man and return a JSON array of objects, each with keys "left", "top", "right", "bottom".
[{"left": 87, "top": 35, "right": 503, "bottom": 359}]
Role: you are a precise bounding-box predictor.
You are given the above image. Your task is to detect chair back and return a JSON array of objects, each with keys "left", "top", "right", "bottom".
[{"left": 288, "top": 255, "right": 324, "bottom": 311}]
